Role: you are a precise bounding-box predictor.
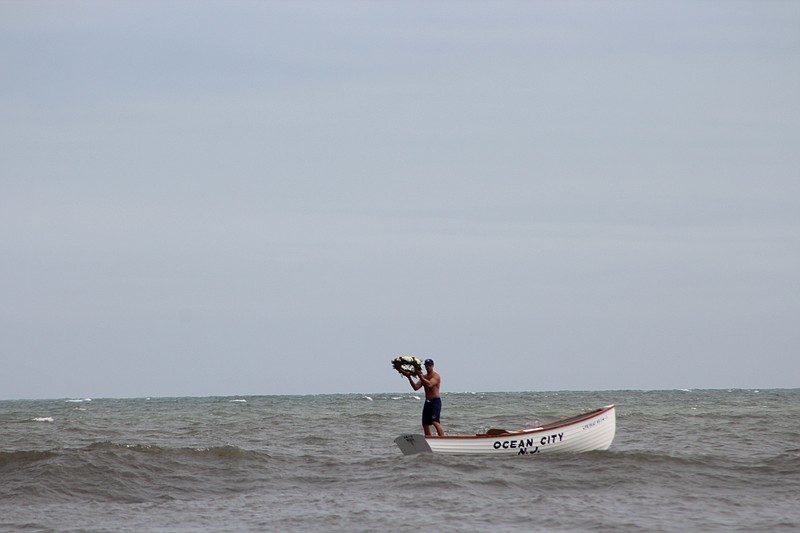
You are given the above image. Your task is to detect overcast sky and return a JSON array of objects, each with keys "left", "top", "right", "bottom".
[{"left": 1, "top": 1, "right": 798, "bottom": 400}]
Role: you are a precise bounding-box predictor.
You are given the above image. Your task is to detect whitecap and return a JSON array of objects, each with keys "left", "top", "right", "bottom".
[
  {"left": 33, "top": 417, "right": 54, "bottom": 423},
  {"left": 363, "top": 396, "right": 373, "bottom": 401},
  {"left": 230, "top": 399, "right": 247, "bottom": 403}
]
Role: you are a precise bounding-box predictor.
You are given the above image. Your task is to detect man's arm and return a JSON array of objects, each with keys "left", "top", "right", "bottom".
[
  {"left": 418, "top": 373, "right": 440, "bottom": 388},
  {"left": 407, "top": 375, "right": 423, "bottom": 391}
]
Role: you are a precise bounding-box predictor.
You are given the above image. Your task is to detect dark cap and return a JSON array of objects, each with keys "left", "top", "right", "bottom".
[{"left": 424, "top": 358, "right": 434, "bottom": 366}]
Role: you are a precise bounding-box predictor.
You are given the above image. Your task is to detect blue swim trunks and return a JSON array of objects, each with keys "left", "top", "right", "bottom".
[{"left": 422, "top": 398, "right": 442, "bottom": 426}]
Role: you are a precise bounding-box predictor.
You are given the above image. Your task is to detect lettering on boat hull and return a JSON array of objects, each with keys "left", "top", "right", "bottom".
[
  {"left": 492, "top": 432, "right": 564, "bottom": 454},
  {"left": 581, "top": 414, "right": 609, "bottom": 431}
]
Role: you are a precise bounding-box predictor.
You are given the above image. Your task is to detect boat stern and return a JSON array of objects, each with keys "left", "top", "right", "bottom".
[{"left": 394, "top": 433, "right": 432, "bottom": 455}]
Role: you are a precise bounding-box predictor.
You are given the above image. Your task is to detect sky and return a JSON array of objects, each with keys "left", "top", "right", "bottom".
[{"left": 1, "top": 1, "right": 798, "bottom": 400}]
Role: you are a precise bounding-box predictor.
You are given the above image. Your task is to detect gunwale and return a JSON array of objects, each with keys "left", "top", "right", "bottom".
[{"left": 425, "top": 404, "right": 615, "bottom": 440}]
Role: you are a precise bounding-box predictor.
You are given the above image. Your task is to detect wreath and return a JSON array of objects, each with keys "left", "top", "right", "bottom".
[{"left": 391, "top": 356, "right": 423, "bottom": 377}]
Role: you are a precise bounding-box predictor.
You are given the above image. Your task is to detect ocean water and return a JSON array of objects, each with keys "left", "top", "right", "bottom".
[{"left": 1, "top": 389, "right": 798, "bottom": 532}]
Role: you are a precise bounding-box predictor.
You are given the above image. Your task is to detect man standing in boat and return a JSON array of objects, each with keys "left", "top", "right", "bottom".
[{"left": 406, "top": 358, "right": 445, "bottom": 436}]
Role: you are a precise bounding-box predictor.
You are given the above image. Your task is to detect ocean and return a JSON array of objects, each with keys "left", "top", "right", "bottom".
[{"left": 1, "top": 389, "right": 798, "bottom": 532}]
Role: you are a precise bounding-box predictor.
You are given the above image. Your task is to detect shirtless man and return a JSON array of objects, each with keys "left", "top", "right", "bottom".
[{"left": 406, "top": 358, "right": 445, "bottom": 436}]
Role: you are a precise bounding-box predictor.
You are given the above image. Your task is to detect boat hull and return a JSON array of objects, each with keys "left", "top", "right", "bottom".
[{"left": 395, "top": 404, "right": 616, "bottom": 456}]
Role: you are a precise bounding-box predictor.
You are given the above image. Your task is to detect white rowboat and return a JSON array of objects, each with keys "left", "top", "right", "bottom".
[{"left": 395, "top": 404, "right": 616, "bottom": 456}]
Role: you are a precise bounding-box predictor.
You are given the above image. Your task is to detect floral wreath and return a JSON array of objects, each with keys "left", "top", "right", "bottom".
[{"left": 391, "top": 356, "right": 422, "bottom": 377}]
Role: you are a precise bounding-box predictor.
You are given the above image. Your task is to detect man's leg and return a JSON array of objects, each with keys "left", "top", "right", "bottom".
[
  {"left": 432, "top": 421, "right": 445, "bottom": 436},
  {"left": 423, "top": 424, "right": 432, "bottom": 436}
]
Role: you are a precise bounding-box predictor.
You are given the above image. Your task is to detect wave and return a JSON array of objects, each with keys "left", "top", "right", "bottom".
[
  {"left": 1, "top": 442, "right": 271, "bottom": 467},
  {"left": 81, "top": 441, "right": 271, "bottom": 461},
  {"left": 0, "top": 442, "right": 275, "bottom": 504},
  {"left": 0, "top": 449, "right": 59, "bottom": 466}
]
